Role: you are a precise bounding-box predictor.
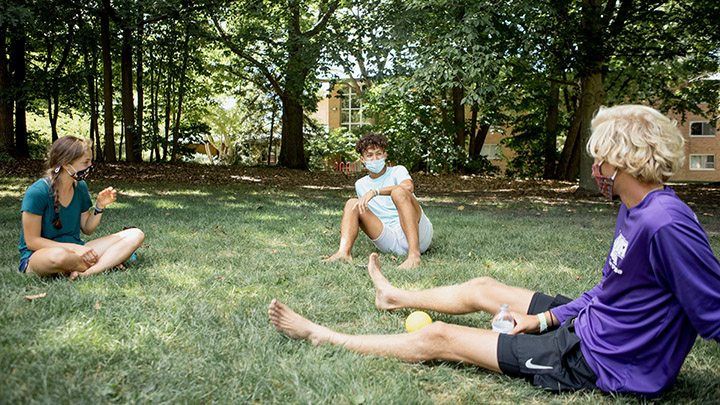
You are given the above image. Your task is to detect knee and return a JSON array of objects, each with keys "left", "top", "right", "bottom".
[
  {"left": 415, "top": 321, "right": 452, "bottom": 353},
  {"left": 390, "top": 187, "right": 412, "bottom": 202},
  {"left": 123, "top": 228, "right": 145, "bottom": 248},
  {"left": 344, "top": 198, "right": 360, "bottom": 210},
  {"left": 468, "top": 276, "right": 499, "bottom": 290}
]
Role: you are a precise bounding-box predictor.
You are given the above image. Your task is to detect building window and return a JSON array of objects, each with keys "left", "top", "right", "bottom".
[
  {"left": 340, "top": 85, "right": 369, "bottom": 130},
  {"left": 689, "top": 154, "right": 715, "bottom": 170},
  {"left": 690, "top": 122, "right": 716, "bottom": 137},
  {"left": 480, "top": 144, "right": 501, "bottom": 160}
]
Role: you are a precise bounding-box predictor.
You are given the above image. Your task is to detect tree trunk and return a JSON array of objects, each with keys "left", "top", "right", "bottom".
[
  {"left": 577, "top": 71, "right": 604, "bottom": 191},
  {"left": 470, "top": 124, "right": 490, "bottom": 156},
  {"left": 575, "top": 0, "right": 605, "bottom": 194},
  {"left": 279, "top": 95, "right": 307, "bottom": 169},
  {"left": 163, "top": 75, "right": 172, "bottom": 161},
  {"left": 170, "top": 33, "right": 190, "bottom": 163},
  {"left": 468, "top": 107, "right": 478, "bottom": 152},
  {"left": 268, "top": 106, "right": 276, "bottom": 165},
  {"left": 10, "top": 28, "right": 27, "bottom": 158},
  {"left": 119, "top": 114, "right": 124, "bottom": 159},
  {"left": 0, "top": 26, "right": 13, "bottom": 156},
  {"left": 452, "top": 85, "right": 465, "bottom": 148},
  {"left": 567, "top": 132, "right": 581, "bottom": 182},
  {"left": 100, "top": 7, "right": 116, "bottom": 162},
  {"left": 49, "top": 93, "right": 60, "bottom": 141},
  {"left": 278, "top": 41, "right": 308, "bottom": 170},
  {"left": 543, "top": 80, "right": 559, "bottom": 179},
  {"left": 136, "top": 22, "right": 144, "bottom": 163},
  {"left": 557, "top": 98, "right": 582, "bottom": 180},
  {"left": 121, "top": 29, "right": 137, "bottom": 162}
]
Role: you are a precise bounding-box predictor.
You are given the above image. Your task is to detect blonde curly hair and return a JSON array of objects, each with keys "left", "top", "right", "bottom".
[{"left": 587, "top": 105, "right": 685, "bottom": 184}]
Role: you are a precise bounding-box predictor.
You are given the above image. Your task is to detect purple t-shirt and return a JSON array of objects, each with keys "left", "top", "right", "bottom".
[{"left": 551, "top": 188, "right": 720, "bottom": 396}]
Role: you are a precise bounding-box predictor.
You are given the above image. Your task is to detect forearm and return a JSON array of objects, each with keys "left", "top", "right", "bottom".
[
  {"left": 81, "top": 209, "right": 103, "bottom": 235},
  {"left": 375, "top": 182, "right": 414, "bottom": 196},
  {"left": 26, "top": 236, "right": 78, "bottom": 252}
]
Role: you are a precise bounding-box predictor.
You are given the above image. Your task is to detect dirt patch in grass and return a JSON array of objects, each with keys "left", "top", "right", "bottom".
[{"left": 3, "top": 160, "right": 719, "bottom": 211}]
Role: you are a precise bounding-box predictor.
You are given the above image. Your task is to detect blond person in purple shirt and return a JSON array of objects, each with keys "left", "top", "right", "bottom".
[{"left": 269, "top": 105, "right": 720, "bottom": 397}]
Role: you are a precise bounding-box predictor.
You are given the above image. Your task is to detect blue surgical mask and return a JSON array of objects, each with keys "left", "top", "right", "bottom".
[{"left": 365, "top": 158, "right": 386, "bottom": 174}]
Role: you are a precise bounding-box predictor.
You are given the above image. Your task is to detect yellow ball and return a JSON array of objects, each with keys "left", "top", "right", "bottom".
[{"left": 405, "top": 311, "right": 432, "bottom": 332}]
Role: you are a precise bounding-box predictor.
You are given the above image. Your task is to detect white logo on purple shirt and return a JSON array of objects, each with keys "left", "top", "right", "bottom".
[{"left": 609, "top": 232, "right": 628, "bottom": 275}]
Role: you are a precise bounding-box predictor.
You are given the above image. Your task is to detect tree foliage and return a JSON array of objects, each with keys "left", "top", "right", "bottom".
[{"left": 0, "top": 0, "right": 716, "bottom": 185}]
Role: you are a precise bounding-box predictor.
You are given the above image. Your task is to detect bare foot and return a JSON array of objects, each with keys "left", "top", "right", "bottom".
[
  {"left": 367, "top": 253, "right": 402, "bottom": 310},
  {"left": 321, "top": 251, "right": 352, "bottom": 263},
  {"left": 268, "top": 299, "right": 335, "bottom": 346},
  {"left": 397, "top": 254, "right": 422, "bottom": 269}
]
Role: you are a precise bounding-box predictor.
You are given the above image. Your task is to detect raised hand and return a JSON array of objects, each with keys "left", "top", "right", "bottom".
[{"left": 96, "top": 186, "right": 117, "bottom": 209}]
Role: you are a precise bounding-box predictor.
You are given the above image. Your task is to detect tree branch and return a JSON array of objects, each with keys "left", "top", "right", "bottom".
[
  {"left": 210, "top": 14, "right": 285, "bottom": 99},
  {"left": 305, "top": 0, "right": 340, "bottom": 37}
]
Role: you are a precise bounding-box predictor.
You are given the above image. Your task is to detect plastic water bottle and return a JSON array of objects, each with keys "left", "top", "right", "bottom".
[{"left": 492, "top": 304, "right": 514, "bottom": 334}]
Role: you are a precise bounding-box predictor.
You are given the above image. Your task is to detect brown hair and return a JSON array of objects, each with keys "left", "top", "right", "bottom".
[
  {"left": 355, "top": 132, "right": 388, "bottom": 155},
  {"left": 45, "top": 136, "right": 92, "bottom": 229}
]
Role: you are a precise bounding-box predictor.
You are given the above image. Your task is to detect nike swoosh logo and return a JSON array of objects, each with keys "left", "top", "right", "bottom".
[{"left": 525, "top": 358, "right": 553, "bottom": 370}]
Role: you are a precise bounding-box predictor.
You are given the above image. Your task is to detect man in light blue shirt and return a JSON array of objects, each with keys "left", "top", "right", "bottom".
[{"left": 323, "top": 132, "right": 433, "bottom": 269}]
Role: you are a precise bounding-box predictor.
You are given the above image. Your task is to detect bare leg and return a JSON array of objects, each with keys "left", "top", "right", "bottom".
[
  {"left": 391, "top": 188, "right": 423, "bottom": 269},
  {"left": 26, "top": 247, "right": 89, "bottom": 276},
  {"left": 323, "top": 198, "right": 383, "bottom": 263},
  {"left": 268, "top": 299, "right": 502, "bottom": 372},
  {"left": 367, "top": 253, "right": 535, "bottom": 315},
  {"left": 73, "top": 228, "right": 145, "bottom": 278}
]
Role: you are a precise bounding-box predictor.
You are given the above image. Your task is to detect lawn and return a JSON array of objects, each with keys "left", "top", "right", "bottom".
[{"left": 1, "top": 172, "right": 719, "bottom": 404}]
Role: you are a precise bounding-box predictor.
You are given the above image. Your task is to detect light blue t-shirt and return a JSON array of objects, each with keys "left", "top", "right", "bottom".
[
  {"left": 355, "top": 165, "right": 413, "bottom": 228},
  {"left": 18, "top": 178, "right": 93, "bottom": 260}
]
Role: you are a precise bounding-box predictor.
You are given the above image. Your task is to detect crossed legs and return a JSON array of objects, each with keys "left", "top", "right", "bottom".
[
  {"left": 27, "top": 228, "right": 145, "bottom": 278},
  {"left": 270, "top": 253, "right": 534, "bottom": 373}
]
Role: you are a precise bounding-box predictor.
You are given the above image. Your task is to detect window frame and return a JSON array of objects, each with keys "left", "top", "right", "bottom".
[
  {"left": 340, "top": 85, "right": 369, "bottom": 130},
  {"left": 689, "top": 154, "right": 716, "bottom": 171},
  {"left": 689, "top": 121, "right": 716, "bottom": 138}
]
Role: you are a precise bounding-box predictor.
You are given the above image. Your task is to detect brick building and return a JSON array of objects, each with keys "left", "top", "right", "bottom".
[{"left": 312, "top": 81, "right": 718, "bottom": 182}]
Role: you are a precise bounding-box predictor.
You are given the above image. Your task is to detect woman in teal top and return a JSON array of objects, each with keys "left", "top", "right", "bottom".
[{"left": 18, "top": 135, "right": 145, "bottom": 278}]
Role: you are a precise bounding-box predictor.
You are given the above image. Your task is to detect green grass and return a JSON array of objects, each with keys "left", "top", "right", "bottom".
[{"left": 1, "top": 176, "right": 719, "bottom": 404}]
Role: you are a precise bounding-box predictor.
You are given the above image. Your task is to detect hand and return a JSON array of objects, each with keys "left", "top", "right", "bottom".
[
  {"left": 96, "top": 186, "right": 117, "bottom": 209},
  {"left": 69, "top": 244, "right": 99, "bottom": 267},
  {"left": 507, "top": 312, "right": 541, "bottom": 335},
  {"left": 353, "top": 189, "right": 376, "bottom": 215}
]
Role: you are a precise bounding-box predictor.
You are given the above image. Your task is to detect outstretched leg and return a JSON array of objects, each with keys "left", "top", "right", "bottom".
[
  {"left": 368, "top": 253, "right": 535, "bottom": 315},
  {"left": 323, "top": 198, "right": 384, "bottom": 263},
  {"left": 269, "top": 298, "right": 502, "bottom": 371},
  {"left": 391, "top": 188, "right": 423, "bottom": 269}
]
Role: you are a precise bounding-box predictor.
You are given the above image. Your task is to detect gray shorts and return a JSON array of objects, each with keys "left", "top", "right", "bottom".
[{"left": 371, "top": 212, "right": 433, "bottom": 255}]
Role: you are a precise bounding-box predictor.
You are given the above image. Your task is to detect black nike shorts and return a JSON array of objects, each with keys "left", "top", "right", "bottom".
[{"left": 496, "top": 292, "right": 598, "bottom": 392}]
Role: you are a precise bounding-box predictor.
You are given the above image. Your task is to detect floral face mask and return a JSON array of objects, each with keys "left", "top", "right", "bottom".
[{"left": 591, "top": 160, "right": 618, "bottom": 199}]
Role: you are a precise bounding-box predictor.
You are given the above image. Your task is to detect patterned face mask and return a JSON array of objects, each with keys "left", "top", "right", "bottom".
[
  {"left": 592, "top": 160, "right": 618, "bottom": 199},
  {"left": 66, "top": 164, "right": 94, "bottom": 181}
]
